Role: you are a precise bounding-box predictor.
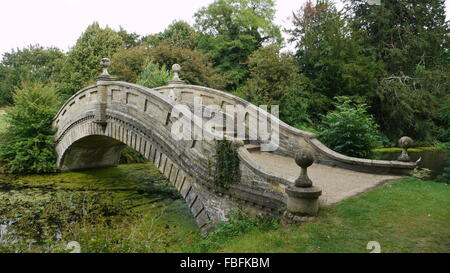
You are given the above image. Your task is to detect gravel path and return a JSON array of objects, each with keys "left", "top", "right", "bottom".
[{"left": 247, "top": 150, "right": 403, "bottom": 206}]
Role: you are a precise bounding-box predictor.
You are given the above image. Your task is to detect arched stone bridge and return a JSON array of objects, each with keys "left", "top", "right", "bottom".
[{"left": 54, "top": 62, "right": 416, "bottom": 232}]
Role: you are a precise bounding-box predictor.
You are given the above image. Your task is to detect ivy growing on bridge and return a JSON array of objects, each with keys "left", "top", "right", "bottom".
[{"left": 213, "top": 139, "right": 240, "bottom": 189}]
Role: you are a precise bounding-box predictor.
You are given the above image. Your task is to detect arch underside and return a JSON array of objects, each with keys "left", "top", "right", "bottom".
[{"left": 56, "top": 113, "right": 213, "bottom": 231}]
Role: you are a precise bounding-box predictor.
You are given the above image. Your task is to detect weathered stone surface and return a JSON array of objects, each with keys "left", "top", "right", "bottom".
[{"left": 54, "top": 68, "right": 416, "bottom": 231}]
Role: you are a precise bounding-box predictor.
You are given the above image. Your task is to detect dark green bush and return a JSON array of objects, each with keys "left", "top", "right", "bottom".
[
  {"left": 213, "top": 139, "right": 240, "bottom": 189},
  {"left": 318, "top": 97, "right": 382, "bottom": 158},
  {"left": 0, "top": 83, "right": 61, "bottom": 173}
]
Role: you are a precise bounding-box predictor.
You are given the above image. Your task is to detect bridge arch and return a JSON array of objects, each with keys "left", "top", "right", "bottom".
[
  {"left": 55, "top": 62, "right": 417, "bottom": 231},
  {"left": 54, "top": 80, "right": 222, "bottom": 231}
]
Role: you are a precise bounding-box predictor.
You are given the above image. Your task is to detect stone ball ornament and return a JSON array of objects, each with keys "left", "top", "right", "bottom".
[
  {"left": 295, "top": 148, "right": 314, "bottom": 169},
  {"left": 294, "top": 148, "right": 314, "bottom": 188},
  {"left": 172, "top": 63, "right": 181, "bottom": 73},
  {"left": 397, "top": 136, "right": 413, "bottom": 162}
]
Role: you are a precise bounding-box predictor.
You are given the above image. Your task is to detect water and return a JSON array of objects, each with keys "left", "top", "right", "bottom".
[
  {"left": 0, "top": 163, "right": 200, "bottom": 252},
  {"left": 373, "top": 148, "right": 448, "bottom": 178}
]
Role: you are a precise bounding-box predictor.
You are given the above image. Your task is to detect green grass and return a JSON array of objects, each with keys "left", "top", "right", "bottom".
[{"left": 196, "top": 178, "right": 450, "bottom": 253}]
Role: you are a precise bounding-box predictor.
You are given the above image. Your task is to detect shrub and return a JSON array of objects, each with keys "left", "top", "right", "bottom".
[
  {"left": 213, "top": 139, "right": 240, "bottom": 189},
  {"left": 136, "top": 61, "right": 172, "bottom": 88},
  {"left": 318, "top": 97, "right": 381, "bottom": 158},
  {"left": 0, "top": 83, "right": 61, "bottom": 173}
]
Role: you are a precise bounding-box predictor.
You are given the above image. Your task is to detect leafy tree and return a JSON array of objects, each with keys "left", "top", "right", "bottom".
[
  {"left": 195, "top": 0, "right": 282, "bottom": 90},
  {"left": 318, "top": 97, "right": 381, "bottom": 158},
  {"left": 0, "top": 83, "right": 61, "bottom": 173},
  {"left": 136, "top": 62, "right": 172, "bottom": 88},
  {"left": 110, "top": 46, "right": 152, "bottom": 83},
  {"left": 0, "top": 45, "right": 65, "bottom": 105},
  {"left": 116, "top": 26, "right": 141, "bottom": 49},
  {"left": 236, "top": 45, "right": 329, "bottom": 127},
  {"left": 344, "top": 0, "right": 450, "bottom": 75},
  {"left": 57, "top": 22, "right": 125, "bottom": 98},
  {"left": 148, "top": 43, "right": 226, "bottom": 90},
  {"left": 374, "top": 67, "right": 449, "bottom": 143},
  {"left": 288, "top": 0, "right": 381, "bottom": 98},
  {"left": 143, "top": 21, "right": 200, "bottom": 49}
]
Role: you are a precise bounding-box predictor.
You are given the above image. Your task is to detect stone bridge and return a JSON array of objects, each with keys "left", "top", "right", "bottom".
[{"left": 54, "top": 61, "right": 417, "bottom": 232}]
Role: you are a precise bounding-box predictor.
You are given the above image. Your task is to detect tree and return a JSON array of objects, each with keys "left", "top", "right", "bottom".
[
  {"left": 236, "top": 45, "right": 329, "bottom": 128},
  {"left": 344, "top": 0, "right": 450, "bottom": 75},
  {"left": 143, "top": 21, "right": 200, "bottom": 49},
  {"left": 0, "top": 45, "right": 65, "bottom": 105},
  {"left": 57, "top": 22, "right": 125, "bottom": 98},
  {"left": 110, "top": 46, "right": 152, "bottom": 83},
  {"left": 0, "top": 83, "right": 61, "bottom": 173},
  {"left": 343, "top": 0, "right": 450, "bottom": 143},
  {"left": 116, "top": 26, "right": 141, "bottom": 49},
  {"left": 195, "top": 0, "right": 282, "bottom": 90},
  {"left": 148, "top": 43, "right": 227, "bottom": 90},
  {"left": 288, "top": 0, "right": 381, "bottom": 99},
  {"left": 136, "top": 62, "right": 172, "bottom": 88}
]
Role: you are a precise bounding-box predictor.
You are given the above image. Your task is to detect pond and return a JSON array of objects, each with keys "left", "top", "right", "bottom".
[
  {"left": 373, "top": 147, "right": 448, "bottom": 178},
  {"left": 0, "top": 163, "right": 201, "bottom": 253}
]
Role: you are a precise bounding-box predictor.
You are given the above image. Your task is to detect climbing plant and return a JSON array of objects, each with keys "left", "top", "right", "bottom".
[{"left": 213, "top": 139, "right": 240, "bottom": 189}]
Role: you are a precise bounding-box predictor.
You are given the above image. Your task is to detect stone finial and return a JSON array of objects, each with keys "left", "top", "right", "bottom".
[
  {"left": 294, "top": 148, "right": 314, "bottom": 187},
  {"left": 397, "top": 136, "right": 413, "bottom": 162},
  {"left": 100, "top": 58, "right": 111, "bottom": 76},
  {"left": 283, "top": 147, "right": 321, "bottom": 222},
  {"left": 169, "top": 64, "right": 184, "bottom": 84},
  {"left": 97, "top": 58, "right": 113, "bottom": 81}
]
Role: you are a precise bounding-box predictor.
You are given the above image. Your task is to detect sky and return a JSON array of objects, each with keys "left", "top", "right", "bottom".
[{"left": 0, "top": 0, "right": 449, "bottom": 56}]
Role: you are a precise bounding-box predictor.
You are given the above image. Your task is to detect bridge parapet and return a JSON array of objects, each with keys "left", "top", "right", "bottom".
[{"left": 54, "top": 60, "right": 416, "bottom": 231}]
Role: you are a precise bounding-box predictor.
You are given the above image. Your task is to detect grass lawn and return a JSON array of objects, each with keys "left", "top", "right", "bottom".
[{"left": 200, "top": 178, "right": 449, "bottom": 253}]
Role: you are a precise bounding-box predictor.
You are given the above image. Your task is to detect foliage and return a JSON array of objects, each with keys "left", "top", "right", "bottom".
[
  {"left": 288, "top": 0, "right": 381, "bottom": 99},
  {"left": 0, "top": 83, "right": 61, "bottom": 173},
  {"left": 318, "top": 97, "right": 381, "bottom": 158},
  {"left": 195, "top": 0, "right": 282, "bottom": 90},
  {"left": 110, "top": 46, "right": 151, "bottom": 83},
  {"left": 193, "top": 210, "right": 278, "bottom": 252},
  {"left": 412, "top": 168, "right": 433, "bottom": 181},
  {"left": 136, "top": 61, "right": 172, "bottom": 88},
  {"left": 0, "top": 45, "right": 65, "bottom": 105},
  {"left": 374, "top": 68, "right": 449, "bottom": 142},
  {"left": 437, "top": 143, "right": 450, "bottom": 184},
  {"left": 236, "top": 45, "right": 330, "bottom": 127},
  {"left": 144, "top": 21, "right": 200, "bottom": 49},
  {"left": 148, "top": 43, "right": 226, "bottom": 89},
  {"left": 213, "top": 139, "right": 240, "bottom": 189},
  {"left": 344, "top": 0, "right": 450, "bottom": 75},
  {"left": 116, "top": 26, "right": 141, "bottom": 49},
  {"left": 57, "top": 22, "right": 125, "bottom": 98}
]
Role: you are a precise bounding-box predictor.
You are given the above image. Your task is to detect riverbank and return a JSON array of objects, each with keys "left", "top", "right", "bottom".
[
  {"left": 0, "top": 163, "right": 201, "bottom": 252},
  {"left": 198, "top": 178, "right": 450, "bottom": 253},
  {"left": 0, "top": 164, "right": 448, "bottom": 253}
]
